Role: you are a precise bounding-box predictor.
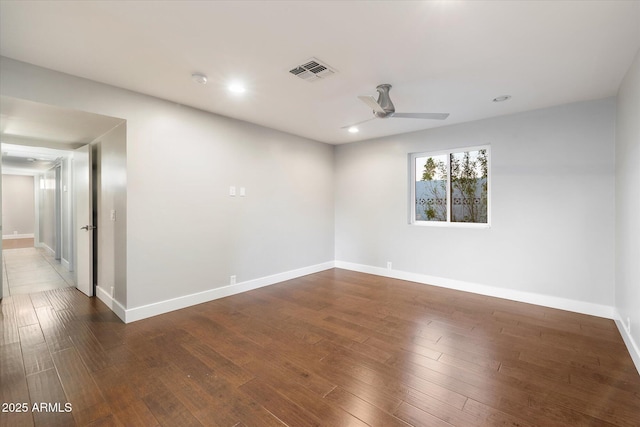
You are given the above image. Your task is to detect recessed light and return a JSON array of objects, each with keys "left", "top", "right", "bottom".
[
  {"left": 191, "top": 73, "right": 208, "bottom": 85},
  {"left": 348, "top": 126, "right": 359, "bottom": 134},
  {"left": 228, "top": 82, "right": 246, "bottom": 94},
  {"left": 493, "top": 95, "right": 511, "bottom": 102}
]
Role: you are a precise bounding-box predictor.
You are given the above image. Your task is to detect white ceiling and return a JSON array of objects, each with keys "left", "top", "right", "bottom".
[
  {"left": 0, "top": 96, "right": 125, "bottom": 147},
  {"left": 0, "top": 96, "right": 124, "bottom": 174},
  {"left": 1, "top": 143, "right": 72, "bottom": 175},
  {"left": 0, "top": 1, "right": 639, "bottom": 145}
]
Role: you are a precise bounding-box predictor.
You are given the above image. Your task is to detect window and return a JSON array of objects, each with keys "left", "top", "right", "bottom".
[{"left": 410, "top": 146, "right": 490, "bottom": 226}]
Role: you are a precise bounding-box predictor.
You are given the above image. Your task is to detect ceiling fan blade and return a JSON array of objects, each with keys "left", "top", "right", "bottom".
[
  {"left": 340, "top": 117, "right": 376, "bottom": 129},
  {"left": 392, "top": 112, "right": 450, "bottom": 120},
  {"left": 357, "top": 95, "right": 386, "bottom": 114}
]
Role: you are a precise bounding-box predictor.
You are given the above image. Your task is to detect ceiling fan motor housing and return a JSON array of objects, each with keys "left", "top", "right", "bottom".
[{"left": 374, "top": 84, "right": 395, "bottom": 118}]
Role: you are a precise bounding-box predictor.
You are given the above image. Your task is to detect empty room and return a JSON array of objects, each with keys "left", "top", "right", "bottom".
[{"left": 1, "top": 1, "right": 639, "bottom": 426}]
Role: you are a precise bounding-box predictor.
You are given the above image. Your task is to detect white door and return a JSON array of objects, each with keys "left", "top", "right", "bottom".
[{"left": 74, "top": 145, "right": 93, "bottom": 297}]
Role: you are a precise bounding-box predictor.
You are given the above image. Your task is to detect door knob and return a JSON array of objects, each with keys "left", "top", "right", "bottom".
[{"left": 80, "top": 225, "right": 96, "bottom": 230}]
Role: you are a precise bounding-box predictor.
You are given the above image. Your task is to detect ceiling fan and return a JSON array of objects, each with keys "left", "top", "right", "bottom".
[{"left": 343, "top": 84, "right": 449, "bottom": 129}]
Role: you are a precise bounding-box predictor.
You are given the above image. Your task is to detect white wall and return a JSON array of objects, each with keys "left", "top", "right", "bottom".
[
  {"left": 335, "top": 98, "right": 616, "bottom": 314},
  {"left": 95, "top": 123, "right": 127, "bottom": 305},
  {"left": 1, "top": 174, "right": 35, "bottom": 237},
  {"left": 0, "top": 57, "right": 335, "bottom": 317},
  {"left": 615, "top": 48, "right": 640, "bottom": 367}
]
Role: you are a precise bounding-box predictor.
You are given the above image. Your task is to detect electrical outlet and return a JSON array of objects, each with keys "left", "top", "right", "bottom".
[
  {"left": 387, "top": 262, "right": 392, "bottom": 270},
  {"left": 229, "top": 186, "right": 236, "bottom": 196},
  {"left": 110, "top": 286, "right": 114, "bottom": 297},
  {"left": 230, "top": 275, "right": 236, "bottom": 285}
]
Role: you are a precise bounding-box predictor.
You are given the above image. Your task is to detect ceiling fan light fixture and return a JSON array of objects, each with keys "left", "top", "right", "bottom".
[
  {"left": 493, "top": 95, "right": 511, "bottom": 102},
  {"left": 348, "top": 126, "right": 359, "bottom": 134},
  {"left": 228, "top": 82, "right": 246, "bottom": 94},
  {"left": 191, "top": 73, "right": 208, "bottom": 85}
]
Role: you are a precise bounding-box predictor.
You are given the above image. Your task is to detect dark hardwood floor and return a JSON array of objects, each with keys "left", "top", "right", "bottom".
[{"left": 1, "top": 268, "right": 639, "bottom": 426}]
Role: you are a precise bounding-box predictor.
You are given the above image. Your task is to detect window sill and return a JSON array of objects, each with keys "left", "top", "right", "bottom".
[{"left": 410, "top": 221, "right": 491, "bottom": 229}]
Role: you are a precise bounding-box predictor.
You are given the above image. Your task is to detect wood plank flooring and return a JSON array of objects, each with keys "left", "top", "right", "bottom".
[{"left": 1, "top": 268, "right": 639, "bottom": 426}]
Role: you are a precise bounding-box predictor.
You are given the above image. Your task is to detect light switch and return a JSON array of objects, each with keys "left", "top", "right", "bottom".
[
  {"left": 240, "top": 187, "right": 246, "bottom": 197},
  {"left": 229, "top": 186, "right": 236, "bottom": 196}
]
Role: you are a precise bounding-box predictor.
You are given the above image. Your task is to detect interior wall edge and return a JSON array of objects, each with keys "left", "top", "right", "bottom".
[
  {"left": 96, "top": 285, "right": 127, "bottom": 322},
  {"left": 334, "top": 260, "right": 615, "bottom": 320},
  {"left": 106, "top": 254, "right": 617, "bottom": 325},
  {"left": 74, "top": 256, "right": 640, "bottom": 375},
  {"left": 614, "top": 313, "right": 640, "bottom": 375},
  {"left": 336, "top": 261, "right": 640, "bottom": 372},
  {"left": 39, "top": 242, "right": 55, "bottom": 257},
  {"left": 120, "top": 261, "right": 336, "bottom": 323}
]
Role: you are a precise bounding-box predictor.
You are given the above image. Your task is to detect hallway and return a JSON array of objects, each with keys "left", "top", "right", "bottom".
[{"left": 2, "top": 241, "right": 75, "bottom": 296}]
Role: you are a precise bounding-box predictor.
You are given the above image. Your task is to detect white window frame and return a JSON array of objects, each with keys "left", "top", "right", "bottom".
[{"left": 409, "top": 145, "right": 491, "bottom": 228}]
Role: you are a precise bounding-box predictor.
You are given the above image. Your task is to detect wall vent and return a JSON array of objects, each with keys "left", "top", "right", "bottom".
[{"left": 289, "top": 57, "right": 337, "bottom": 82}]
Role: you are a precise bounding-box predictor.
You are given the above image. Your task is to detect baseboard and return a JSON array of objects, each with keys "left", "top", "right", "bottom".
[
  {"left": 96, "top": 285, "right": 127, "bottom": 322},
  {"left": 95, "top": 259, "right": 637, "bottom": 374},
  {"left": 2, "top": 233, "right": 34, "bottom": 240},
  {"left": 61, "top": 258, "right": 70, "bottom": 270},
  {"left": 614, "top": 312, "right": 640, "bottom": 375},
  {"left": 123, "top": 261, "right": 336, "bottom": 323},
  {"left": 40, "top": 243, "right": 55, "bottom": 256},
  {"left": 335, "top": 261, "right": 615, "bottom": 319}
]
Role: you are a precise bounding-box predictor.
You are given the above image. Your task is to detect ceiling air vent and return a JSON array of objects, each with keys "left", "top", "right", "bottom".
[{"left": 289, "top": 57, "right": 337, "bottom": 82}]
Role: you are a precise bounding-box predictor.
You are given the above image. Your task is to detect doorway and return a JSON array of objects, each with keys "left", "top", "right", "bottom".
[
  {"left": 1, "top": 149, "right": 75, "bottom": 296},
  {"left": 0, "top": 96, "right": 126, "bottom": 302}
]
